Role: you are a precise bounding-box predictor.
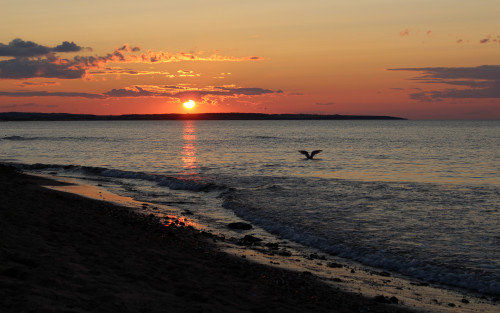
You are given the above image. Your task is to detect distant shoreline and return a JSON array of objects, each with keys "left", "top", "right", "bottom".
[{"left": 0, "top": 112, "right": 407, "bottom": 121}]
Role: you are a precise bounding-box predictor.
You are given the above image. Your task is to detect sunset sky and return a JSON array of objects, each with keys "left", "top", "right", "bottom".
[{"left": 1, "top": 0, "right": 499, "bottom": 119}]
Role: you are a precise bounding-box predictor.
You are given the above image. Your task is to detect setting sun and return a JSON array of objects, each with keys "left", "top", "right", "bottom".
[{"left": 183, "top": 100, "right": 196, "bottom": 109}]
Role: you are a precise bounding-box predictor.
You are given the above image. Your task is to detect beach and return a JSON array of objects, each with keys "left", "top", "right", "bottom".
[
  {"left": 2, "top": 0, "right": 500, "bottom": 310},
  {"left": 0, "top": 164, "right": 420, "bottom": 313}
]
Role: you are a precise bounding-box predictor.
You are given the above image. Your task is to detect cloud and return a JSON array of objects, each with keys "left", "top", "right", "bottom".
[
  {"left": 479, "top": 35, "right": 499, "bottom": 44},
  {"left": 104, "top": 86, "right": 156, "bottom": 97},
  {"left": 103, "top": 85, "right": 280, "bottom": 100},
  {"left": 0, "top": 103, "right": 24, "bottom": 108},
  {"left": 0, "top": 102, "right": 58, "bottom": 109},
  {"left": 72, "top": 44, "right": 261, "bottom": 66},
  {"left": 177, "top": 69, "right": 200, "bottom": 77},
  {"left": 213, "top": 72, "right": 232, "bottom": 79},
  {"left": 480, "top": 36, "right": 491, "bottom": 44},
  {"left": 390, "top": 65, "right": 500, "bottom": 80},
  {"left": 0, "top": 91, "right": 104, "bottom": 98},
  {"left": 162, "top": 85, "right": 190, "bottom": 90},
  {"left": 409, "top": 87, "right": 500, "bottom": 101},
  {"left": 0, "top": 38, "right": 263, "bottom": 80},
  {"left": 171, "top": 87, "right": 281, "bottom": 105},
  {"left": 0, "top": 39, "right": 89, "bottom": 79},
  {"left": 0, "top": 58, "right": 86, "bottom": 79},
  {"left": 399, "top": 29, "right": 409, "bottom": 37},
  {"left": 216, "top": 87, "right": 275, "bottom": 95},
  {"left": 399, "top": 29, "right": 433, "bottom": 38},
  {"left": 0, "top": 39, "right": 51, "bottom": 57},
  {"left": 388, "top": 65, "right": 500, "bottom": 100},
  {"left": 0, "top": 83, "right": 281, "bottom": 102},
  {"left": 315, "top": 102, "right": 335, "bottom": 106},
  {"left": 453, "top": 34, "right": 500, "bottom": 44},
  {"left": 89, "top": 68, "right": 141, "bottom": 75},
  {"left": 0, "top": 39, "right": 84, "bottom": 57},
  {"left": 53, "top": 41, "right": 86, "bottom": 53},
  {"left": 0, "top": 39, "right": 271, "bottom": 104},
  {"left": 18, "top": 81, "right": 59, "bottom": 87},
  {"left": 90, "top": 68, "right": 203, "bottom": 78},
  {"left": 89, "top": 67, "right": 174, "bottom": 76}
]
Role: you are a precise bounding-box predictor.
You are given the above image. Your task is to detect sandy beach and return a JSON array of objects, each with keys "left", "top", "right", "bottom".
[{"left": 0, "top": 164, "right": 424, "bottom": 313}]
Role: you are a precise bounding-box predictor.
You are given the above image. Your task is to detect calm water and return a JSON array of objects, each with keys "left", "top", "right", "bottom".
[{"left": 1, "top": 120, "right": 499, "bottom": 294}]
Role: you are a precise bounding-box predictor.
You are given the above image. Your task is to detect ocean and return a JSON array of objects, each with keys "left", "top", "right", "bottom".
[{"left": 1, "top": 119, "right": 499, "bottom": 296}]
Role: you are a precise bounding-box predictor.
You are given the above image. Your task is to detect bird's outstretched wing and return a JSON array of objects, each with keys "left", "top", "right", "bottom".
[
  {"left": 298, "top": 150, "right": 310, "bottom": 158},
  {"left": 310, "top": 150, "right": 322, "bottom": 158}
]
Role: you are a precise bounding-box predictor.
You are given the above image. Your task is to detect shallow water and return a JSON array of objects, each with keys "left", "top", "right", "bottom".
[{"left": 1, "top": 119, "right": 499, "bottom": 295}]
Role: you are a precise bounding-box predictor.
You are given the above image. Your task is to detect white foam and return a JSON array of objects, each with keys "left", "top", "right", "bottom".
[
  {"left": 14, "top": 163, "right": 218, "bottom": 192},
  {"left": 223, "top": 198, "right": 500, "bottom": 295}
]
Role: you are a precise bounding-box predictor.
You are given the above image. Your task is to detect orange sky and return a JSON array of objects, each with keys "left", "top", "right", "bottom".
[{"left": 1, "top": 0, "right": 499, "bottom": 119}]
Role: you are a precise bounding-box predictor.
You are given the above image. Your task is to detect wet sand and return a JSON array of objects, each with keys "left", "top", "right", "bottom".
[
  {"left": 37, "top": 172, "right": 499, "bottom": 313},
  {"left": 0, "top": 164, "right": 425, "bottom": 313}
]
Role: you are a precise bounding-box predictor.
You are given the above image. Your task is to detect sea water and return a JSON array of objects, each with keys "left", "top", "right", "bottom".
[{"left": 1, "top": 120, "right": 499, "bottom": 295}]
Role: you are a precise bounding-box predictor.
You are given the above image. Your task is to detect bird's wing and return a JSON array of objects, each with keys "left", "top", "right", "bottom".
[
  {"left": 298, "top": 150, "right": 310, "bottom": 157},
  {"left": 310, "top": 150, "right": 322, "bottom": 158}
]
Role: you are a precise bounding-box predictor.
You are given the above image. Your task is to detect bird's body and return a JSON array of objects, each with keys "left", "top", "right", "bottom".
[{"left": 299, "top": 150, "right": 322, "bottom": 159}]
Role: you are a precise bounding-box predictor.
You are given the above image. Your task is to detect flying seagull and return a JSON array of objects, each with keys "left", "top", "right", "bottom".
[{"left": 299, "top": 150, "right": 322, "bottom": 159}]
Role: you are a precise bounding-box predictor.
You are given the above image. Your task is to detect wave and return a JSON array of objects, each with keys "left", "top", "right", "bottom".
[
  {"left": 247, "top": 135, "right": 282, "bottom": 140},
  {"left": 222, "top": 195, "right": 500, "bottom": 295},
  {"left": 2, "top": 135, "right": 39, "bottom": 141},
  {"left": 99, "top": 168, "right": 218, "bottom": 192},
  {"left": 9, "top": 162, "right": 221, "bottom": 192},
  {"left": 1, "top": 135, "right": 119, "bottom": 142},
  {"left": 7, "top": 160, "right": 500, "bottom": 295}
]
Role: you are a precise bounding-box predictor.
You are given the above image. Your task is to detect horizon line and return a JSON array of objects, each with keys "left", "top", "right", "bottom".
[{"left": 0, "top": 112, "right": 408, "bottom": 121}]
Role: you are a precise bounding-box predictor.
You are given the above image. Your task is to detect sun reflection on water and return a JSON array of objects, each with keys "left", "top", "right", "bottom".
[{"left": 181, "top": 120, "right": 198, "bottom": 175}]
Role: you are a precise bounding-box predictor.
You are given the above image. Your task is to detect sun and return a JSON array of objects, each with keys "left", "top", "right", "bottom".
[{"left": 183, "top": 100, "right": 196, "bottom": 109}]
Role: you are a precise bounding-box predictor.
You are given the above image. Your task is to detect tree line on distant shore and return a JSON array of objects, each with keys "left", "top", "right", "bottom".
[{"left": 0, "top": 112, "right": 407, "bottom": 121}]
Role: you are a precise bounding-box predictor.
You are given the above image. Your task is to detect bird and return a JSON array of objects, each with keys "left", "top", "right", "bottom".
[{"left": 299, "top": 150, "right": 322, "bottom": 159}]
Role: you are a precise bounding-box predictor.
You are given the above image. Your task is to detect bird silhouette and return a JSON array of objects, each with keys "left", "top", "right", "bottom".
[{"left": 299, "top": 150, "right": 322, "bottom": 159}]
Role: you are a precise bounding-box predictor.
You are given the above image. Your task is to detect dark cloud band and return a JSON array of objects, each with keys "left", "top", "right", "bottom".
[
  {"left": 388, "top": 65, "right": 500, "bottom": 100},
  {"left": 104, "top": 86, "right": 280, "bottom": 99},
  {"left": 0, "top": 91, "right": 104, "bottom": 99},
  {"left": 0, "top": 39, "right": 84, "bottom": 57},
  {"left": 0, "top": 58, "right": 85, "bottom": 79},
  {"left": 0, "top": 86, "right": 280, "bottom": 100}
]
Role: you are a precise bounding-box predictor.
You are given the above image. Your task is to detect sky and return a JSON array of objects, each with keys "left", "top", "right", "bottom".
[{"left": 1, "top": 0, "right": 499, "bottom": 119}]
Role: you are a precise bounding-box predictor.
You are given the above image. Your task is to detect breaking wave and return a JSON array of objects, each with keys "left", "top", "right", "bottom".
[
  {"left": 10, "top": 162, "right": 221, "bottom": 192},
  {"left": 223, "top": 195, "right": 500, "bottom": 295}
]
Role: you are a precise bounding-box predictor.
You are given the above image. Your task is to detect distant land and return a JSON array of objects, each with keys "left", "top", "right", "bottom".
[{"left": 0, "top": 112, "right": 407, "bottom": 121}]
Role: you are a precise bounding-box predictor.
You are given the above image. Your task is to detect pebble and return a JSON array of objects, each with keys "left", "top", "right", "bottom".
[
  {"left": 265, "top": 242, "right": 279, "bottom": 249},
  {"left": 242, "top": 235, "right": 262, "bottom": 243},
  {"left": 228, "top": 222, "right": 253, "bottom": 230},
  {"left": 327, "top": 262, "right": 343, "bottom": 268},
  {"left": 373, "top": 295, "right": 399, "bottom": 304},
  {"left": 278, "top": 250, "right": 292, "bottom": 257}
]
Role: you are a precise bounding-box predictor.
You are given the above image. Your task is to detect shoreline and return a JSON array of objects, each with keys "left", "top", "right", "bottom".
[
  {"left": 37, "top": 169, "right": 500, "bottom": 311},
  {"left": 1, "top": 165, "right": 498, "bottom": 312},
  {"left": 0, "top": 164, "right": 418, "bottom": 313}
]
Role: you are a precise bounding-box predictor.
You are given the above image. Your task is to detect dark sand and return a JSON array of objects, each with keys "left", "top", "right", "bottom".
[{"left": 0, "top": 165, "right": 419, "bottom": 313}]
